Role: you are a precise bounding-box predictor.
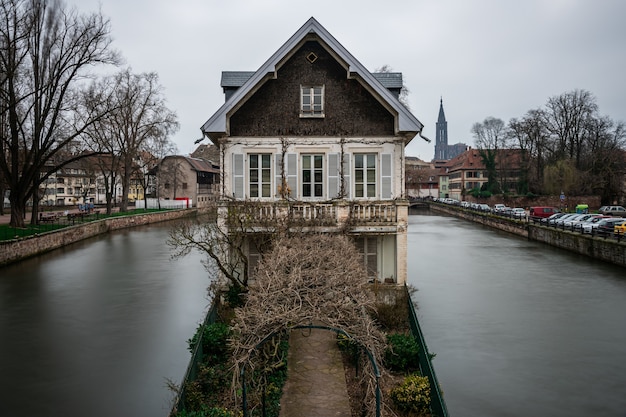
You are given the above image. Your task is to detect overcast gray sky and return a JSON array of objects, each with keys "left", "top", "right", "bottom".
[{"left": 78, "top": 0, "right": 626, "bottom": 161}]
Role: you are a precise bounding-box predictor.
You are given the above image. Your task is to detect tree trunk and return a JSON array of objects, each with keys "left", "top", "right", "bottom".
[{"left": 9, "top": 193, "right": 26, "bottom": 228}]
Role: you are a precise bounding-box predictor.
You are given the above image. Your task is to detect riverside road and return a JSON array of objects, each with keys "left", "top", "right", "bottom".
[{"left": 0, "top": 213, "right": 625, "bottom": 416}]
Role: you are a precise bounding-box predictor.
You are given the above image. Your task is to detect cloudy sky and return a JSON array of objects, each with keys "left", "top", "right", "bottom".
[{"left": 77, "top": 0, "right": 626, "bottom": 161}]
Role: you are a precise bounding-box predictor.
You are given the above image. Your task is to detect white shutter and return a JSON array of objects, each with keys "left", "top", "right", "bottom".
[
  {"left": 232, "top": 153, "right": 244, "bottom": 199},
  {"left": 381, "top": 153, "right": 392, "bottom": 199},
  {"left": 287, "top": 153, "right": 297, "bottom": 199},
  {"left": 328, "top": 153, "right": 339, "bottom": 199},
  {"left": 275, "top": 154, "right": 283, "bottom": 197},
  {"left": 342, "top": 153, "right": 351, "bottom": 199}
]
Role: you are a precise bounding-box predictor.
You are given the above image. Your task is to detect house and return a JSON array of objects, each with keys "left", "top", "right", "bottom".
[
  {"left": 149, "top": 155, "right": 220, "bottom": 208},
  {"left": 199, "top": 18, "right": 426, "bottom": 284},
  {"left": 443, "top": 147, "right": 524, "bottom": 201},
  {"left": 405, "top": 156, "right": 439, "bottom": 198},
  {"left": 41, "top": 159, "right": 96, "bottom": 206}
]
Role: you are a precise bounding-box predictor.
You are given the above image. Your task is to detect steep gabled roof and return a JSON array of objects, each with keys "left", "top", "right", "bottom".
[{"left": 201, "top": 17, "right": 423, "bottom": 140}]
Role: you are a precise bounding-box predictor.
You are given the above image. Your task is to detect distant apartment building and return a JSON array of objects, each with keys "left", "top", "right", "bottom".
[{"left": 441, "top": 147, "right": 524, "bottom": 200}]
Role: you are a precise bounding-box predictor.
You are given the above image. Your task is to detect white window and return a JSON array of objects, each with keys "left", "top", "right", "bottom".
[
  {"left": 249, "top": 154, "right": 272, "bottom": 198},
  {"left": 301, "top": 154, "right": 324, "bottom": 198},
  {"left": 355, "top": 237, "right": 378, "bottom": 280},
  {"left": 300, "top": 85, "right": 324, "bottom": 117},
  {"left": 354, "top": 154, "right": 377, "bottom": 198}
]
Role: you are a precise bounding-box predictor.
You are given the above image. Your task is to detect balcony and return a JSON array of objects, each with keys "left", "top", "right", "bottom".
[{"left": 220, "top": 200, "right": 406, "bottom": 233}]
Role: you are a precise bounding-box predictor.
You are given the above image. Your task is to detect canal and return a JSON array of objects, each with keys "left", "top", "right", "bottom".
[
  {"left": 1, "top": 213, "right": 625, "bottom": 416},
  {"left": 408, "top": 212, "right": 626, "bottom": 417},
  {"left": 0, "top": 223, "right": 210, "bottom": 417}
]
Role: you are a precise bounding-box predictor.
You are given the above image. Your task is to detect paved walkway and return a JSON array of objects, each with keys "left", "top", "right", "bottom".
[{"left": 279, "top": 328, "right": 352, "bottom": 417}]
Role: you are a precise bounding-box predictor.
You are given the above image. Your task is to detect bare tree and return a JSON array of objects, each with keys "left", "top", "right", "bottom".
[
  {"left": 137, "top": 136, "right": 177, "bottom": 209},
  {"left": 508, "top": 109, "right": 549, "bottom": 193},
  {"left": 543, "top": 89, "right": 598, "bottom": 168},
  {"left": 471, "top": 117, "right": 507, "bottom": 194},
  {"left": 83, "top": 68, "right": 178, "bottom": 213},
  {"left": 0, "top": 0, "right": 120, "bottom": 227}
]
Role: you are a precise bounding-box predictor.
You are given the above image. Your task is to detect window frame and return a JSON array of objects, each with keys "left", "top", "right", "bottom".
[
  {"left": 301, "top": 154, "right": 324, "bottom": 199},
  {"left": 300, "top": 85, "right": 325, "bottom": 118},
  {"left": 354, "top": 153, "right": 377, "bottom": 199},
  {"left": 248, "top": 153, "right": 272, "bottom": 199}
]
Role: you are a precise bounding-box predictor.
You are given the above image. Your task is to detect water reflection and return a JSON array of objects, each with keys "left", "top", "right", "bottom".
[
  {"left": 408, "top": 213, "right": 626, "bottom": 417},
  {"left": 0, "top": 224, "right": 210, "bottom": 417}
]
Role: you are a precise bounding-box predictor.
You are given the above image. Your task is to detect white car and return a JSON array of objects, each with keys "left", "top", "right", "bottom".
[{"left": 511, "top": 207, "right": 527, "bottom": 219}]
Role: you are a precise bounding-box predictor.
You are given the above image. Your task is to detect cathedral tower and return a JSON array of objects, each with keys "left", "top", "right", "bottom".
[{"left": 434, "top": 98, "right": 448, "bottom": 160}]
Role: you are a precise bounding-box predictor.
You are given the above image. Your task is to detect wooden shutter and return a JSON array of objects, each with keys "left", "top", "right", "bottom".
[
  {"left": 381, "top": 153, "right": 392, "bottom": 199},
  {"left": 328, "top": 153, "right": 339, "bottom": 199},
  {"left": 275, "top": 154, "right": 283, "bottom": 197},
  {"left": 286, "top": 153, "right": 297, "bottom": 199},
  {"left": 342, "top": 153, "right": 351, "bottom": 199},
  {"left": 233, "top": 153, "right": 244, "bottom": 199}
]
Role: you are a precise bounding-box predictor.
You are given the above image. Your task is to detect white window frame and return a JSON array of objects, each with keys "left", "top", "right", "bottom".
[
  {"left": 301, "top": 154, "right": 324, "bottom": 199},
  {"left": 248, "top": 153, "right": 272, "bottom": 198},
  {"left": 300, "top": 85, "right": 324, "bottom": 117},
  {"left": 354, "top": 153, "right": 377, "bottom": 198}
]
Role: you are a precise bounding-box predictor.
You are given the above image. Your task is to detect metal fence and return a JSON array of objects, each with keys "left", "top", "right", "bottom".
[
  {"left": 171, "top": 301, "right": 219, "bottom": 414},
  {"left": 406, "top": 287, "right": 450, "bottom": 417}
]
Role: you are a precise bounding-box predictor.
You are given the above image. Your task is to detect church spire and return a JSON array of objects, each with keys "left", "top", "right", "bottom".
[
  {"left": 437, "top": 97, "right": 446, "bottom": 123},
  {"left": 434, "top": 97, "right": 449, "bottom": 160}
]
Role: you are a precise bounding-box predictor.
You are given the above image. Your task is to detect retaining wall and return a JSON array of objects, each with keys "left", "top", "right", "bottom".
[
  {"left": 0, "top": 209, "right": 197, "bottom": 266},
  {"left": 429, "top": 204, "right": 626, "bottom": 267}
]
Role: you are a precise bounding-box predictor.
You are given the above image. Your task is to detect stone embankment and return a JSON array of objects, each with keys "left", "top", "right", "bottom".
[
  {"left": 0, "top": 209, "right": 197, "bottom": 266},
  {"left": 429, "top": 204, "right": 626, "bottom": 268}
]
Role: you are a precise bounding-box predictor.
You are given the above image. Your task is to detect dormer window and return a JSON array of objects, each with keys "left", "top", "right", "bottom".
[{"left": 300, "top": 85, "right": 324, "bottom": 117}]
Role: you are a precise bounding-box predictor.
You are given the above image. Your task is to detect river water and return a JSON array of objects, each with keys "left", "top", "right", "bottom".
[
  {"left": 0, "top": 223, "right": 210, "bottom": 417},
  {"left": 407, "top": 212, "right": 626, "bottom": 417},
  {"left": 1, "top": 214, "right": 625, "bottom": 416}
]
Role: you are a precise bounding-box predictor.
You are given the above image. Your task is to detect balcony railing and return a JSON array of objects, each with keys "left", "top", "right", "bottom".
[{"left": 223, "top": 200, "right": 403, "bottom": 230}]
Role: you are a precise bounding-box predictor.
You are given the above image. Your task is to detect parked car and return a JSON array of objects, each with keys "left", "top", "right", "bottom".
[
  {"left": 511, "top": 208, "right": 527, "bottom": 219},
  {"left": 550, "top": 213, "right": 578, "bottom": 226},
  {"left": 529, "top": 206, "right": 560, "bottom": 220},
  {"left": 598, "top": 206, "right": 626, "bottom": 216},
  {"left": 577, "top": 216, "right": 610, "bottom": 234},
  {"left": 614, "top": 220, "right": 626, "bottom": 236},
  {"left": 540, "top": 212, "right": 566, "bottom": 225},
  {"left": 492, "top": 204, "right": 508, "bottom": 214},
  {"left": 477, "top": 203, "right": 491, "bottom": 212},
  {"left": 571, "top": 214, "right": 605, "bottom": 232},
  {"left": 561, "top": 214, "right": 589, "bottom": 229},
  {"left": 596, "top": 218, "right": 625, "bottom": 236}
]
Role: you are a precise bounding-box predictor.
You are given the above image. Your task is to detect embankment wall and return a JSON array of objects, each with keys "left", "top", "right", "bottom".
[
  {"left": 0, "top": 209, "right": 196, "bottom": 266},
  {"left": 429, "top": 204, "right": 625, "bottom": 267}
]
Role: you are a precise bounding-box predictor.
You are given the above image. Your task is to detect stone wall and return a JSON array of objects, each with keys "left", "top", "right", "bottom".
[
  {"left": 429, "top": 204, "right": 626, "bottom": 267},
  {"left": 0, "top": 209, "right": 197, "bottom": 266}
]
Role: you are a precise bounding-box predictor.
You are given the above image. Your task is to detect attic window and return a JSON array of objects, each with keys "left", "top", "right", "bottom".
[
  {"left": 300, "top": 85, "right": 324, "bottom": 117},
  {"left": 306, "top": 52, "right": 318, "bottom": 63}
]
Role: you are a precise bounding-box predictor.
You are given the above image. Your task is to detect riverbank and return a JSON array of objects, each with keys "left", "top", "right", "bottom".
[
  {"left": 429, "top": 203, "right": 626, "bottom": 268},
  {"left": 0, "top": 208, "right": 198, "bottom": 266}
]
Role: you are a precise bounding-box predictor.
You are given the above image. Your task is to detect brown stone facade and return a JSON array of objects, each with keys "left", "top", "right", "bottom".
[{"left": 230, "top": 41, "right": 394, "bottom": 137}]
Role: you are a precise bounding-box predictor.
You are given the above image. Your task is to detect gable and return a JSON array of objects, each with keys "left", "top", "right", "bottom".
[
  {"left": 201, "top": 17, "right": 423, "bottom": 142},
  {"left": 230, "top": 40, "right": 394, "bottom": 137}
]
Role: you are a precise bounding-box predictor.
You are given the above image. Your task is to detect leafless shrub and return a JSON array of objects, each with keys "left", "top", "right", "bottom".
[{"left": 229, "top": 232, "right": 387, "bottom": 416}]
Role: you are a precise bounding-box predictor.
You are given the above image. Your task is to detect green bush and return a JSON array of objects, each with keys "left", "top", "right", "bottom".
[
  {"left": 187, "top": 322, "right": 231, "bottom": 365},
  {"left": 384, "top": 333, "right": 420, "bottom": 372},
  {"left": 390, "top": 374, "right": 431, "bottom": 414}
]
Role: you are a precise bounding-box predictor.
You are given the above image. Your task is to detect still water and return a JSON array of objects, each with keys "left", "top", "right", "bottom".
[
  {"left": 1, "top": 215, "right": 625, "bottom": 416},
  {"left": 408, "top": 213, "right": 626, "bottom": 417},
  {"left": 0, "top": 223, "right": 210, "bottom": 417}
]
